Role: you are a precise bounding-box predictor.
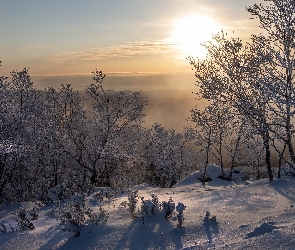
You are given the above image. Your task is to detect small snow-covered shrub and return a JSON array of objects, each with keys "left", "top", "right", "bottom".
[
  {"left": 162, "top": 198, "right": 186, "bottom": 227},
  {"left": 55, "top": 194, "right": 109, "bottom": 237},
  {"left": 29, "top": 206, "right": 39, "bottom": 221},
  {"left": 140, "top": 196, "right": 156, "bottom": 224},
  {"left": 196, "top": 171, "right": 212, "bottom": 183},
  {"left": 140, "top": 197, "right": 154, "bottom": 216},
  {"left": 176, "top": 202, "right": 186, "bottom": 228},
  {"left": 140, "top": 193, "right": 160, "bottom": 219},
  {"left": 162, "top": 197, "right": 175, "bottom": 219},
  {"left": 120, "top": 190, "right": 139, "bottom": 218},
  {"left": 0, "top": 221, "right": 6, "bottom": 233},
  {"left": 204, "top": 211, "right": 216, "bottom": 222},
  {"left": 86, "top": 206, "right": 109, "bottom": 233},
  {"left": 88, "top": 206, "right": 109, "bottom": 225},
  {"left": 150, "top": 194, "right": 160, "bottom": 213},
  {"left": 13, "top": 207, "right": 35, "bottom": 230},
  {"left": 58, "top": 195, "right": 92, "bottom": 237},
  {"left": 205, "top": 211, "right": 210, "bottom": 220}
]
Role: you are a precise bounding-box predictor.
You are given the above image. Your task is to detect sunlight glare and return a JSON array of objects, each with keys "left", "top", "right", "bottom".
[{"left": 170, "top": 15, "right": 220, "bottom": 59}]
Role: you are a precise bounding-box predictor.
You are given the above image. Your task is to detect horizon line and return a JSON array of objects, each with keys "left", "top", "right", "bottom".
[{"left": 30, "top": 70, "right": 193, "bottom": 77}]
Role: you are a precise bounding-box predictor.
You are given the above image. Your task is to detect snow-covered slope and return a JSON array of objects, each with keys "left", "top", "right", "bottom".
[{"left": 0, "top": 165, "right": 295, "bottom": 250}]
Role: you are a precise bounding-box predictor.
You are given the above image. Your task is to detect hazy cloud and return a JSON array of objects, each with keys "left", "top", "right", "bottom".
[
  {"left": 49, "top": 40, "right": 176, "bottom": 64},
  {"left": 221, "top": 19, "right": 263, "bottom": 39}
]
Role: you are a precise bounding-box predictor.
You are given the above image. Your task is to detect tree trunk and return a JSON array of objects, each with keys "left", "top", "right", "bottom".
[
  {"left": 263, "top": 132, "right": 273, "bottom": 181},
  {"left": 219, "top": 133, "right": 224, "bottom": 177},
  {"left": 202, "top": 139, "right": 211, "bottom": 183},
  {"left": 286, "top": 110, "right": 295, "bottom": 163},
  {"left": 54, "top": 160, "right": 58, "bottom": 187},
  {"left": 229, "top": 130, "right": 242, "bottom": 180},
  {"left": 90, "top": 169, "right": 98, "bottom": 184},
  {"left": 285, "top": 49, "right": 295, "bottom": 164}
]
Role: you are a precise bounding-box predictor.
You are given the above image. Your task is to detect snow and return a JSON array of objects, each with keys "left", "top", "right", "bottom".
[{"left": 1, "top": 165, "right": 295, "bottom": 249}]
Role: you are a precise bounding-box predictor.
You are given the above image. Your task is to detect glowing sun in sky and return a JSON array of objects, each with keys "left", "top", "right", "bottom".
[{"left": 170, "top": 15, "right": 220, "bottom": 59}]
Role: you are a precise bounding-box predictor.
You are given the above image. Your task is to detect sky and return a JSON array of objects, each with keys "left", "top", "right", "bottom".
[{"left": 0, "top": 0, "right": 260, "bottom": 78}]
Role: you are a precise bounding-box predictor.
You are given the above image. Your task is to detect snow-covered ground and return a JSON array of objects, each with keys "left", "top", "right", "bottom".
[{"left": 1, "top": 165, "right": 295, "bottom": 250}]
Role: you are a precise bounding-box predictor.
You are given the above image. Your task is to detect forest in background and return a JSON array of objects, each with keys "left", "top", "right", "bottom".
[{"left": 1, "top": 0, "right": 295, "bottom": 205}]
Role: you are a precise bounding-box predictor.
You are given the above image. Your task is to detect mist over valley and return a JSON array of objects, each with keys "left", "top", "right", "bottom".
[{"left": 31, "top": 73, "right": 201, "bottom": 132}]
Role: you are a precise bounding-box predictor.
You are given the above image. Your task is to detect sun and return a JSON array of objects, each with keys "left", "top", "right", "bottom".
[{"left": 170, "top": 15, "right": 220, "bottom": 59}]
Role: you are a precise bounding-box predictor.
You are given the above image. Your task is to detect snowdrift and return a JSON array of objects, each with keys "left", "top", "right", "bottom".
[
  {"left": 0, "top": 165, "right": 295, "bottom": 249},
  {"left": 174, "top": 164, "right": 241, "bottom": 188}
]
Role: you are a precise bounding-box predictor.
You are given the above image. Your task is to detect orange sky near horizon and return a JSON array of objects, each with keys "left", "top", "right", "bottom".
[{"left": 0, "top": 0, "right": 260, "bottom": 77}]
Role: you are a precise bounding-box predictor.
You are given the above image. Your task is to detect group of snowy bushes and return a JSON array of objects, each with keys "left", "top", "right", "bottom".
[
  {"left": 0, "top": 188, "right": 187, "bottom": 237},
  {"left": 120, "top": 190, "right": 186, "bottom": 228},
  {"left": 0, "top": 194, "right": 109, "bottom": 237}
]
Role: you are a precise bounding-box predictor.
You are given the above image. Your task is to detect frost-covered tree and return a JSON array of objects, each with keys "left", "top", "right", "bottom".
[
  {"left": 190, "top": 101, "right": 234, "bottom": 180},
  {"left": 247, "top": 1, "right": 295, "bottom": 166},
  {"left": 0, "top": 67, "right": 45, "bottom": 202},
  {"left": 144, "top": 124, "right": 181, "bottom": 187},
  {"left": 190, "top": 107, "right": 214, "bottom": 181},
  {"left": 204, "top": 101, "right": 234, "bottom": 177},
  {"left": 144, "top": 123, "right": 196, "bottom": 187},
  {"left": 0, "top": 62, "right": 150, "bottom": 202},
  {"left": 109, "top": 125, "right": 147, "bottom": 189},
  {"left": 225, "top": 117, "right": 248, "bottom": 180},
  {"left": 33, "top": 84, "right": 87, "bottom": 200},
  {"left": 237, "top": 126, "right": 266, "bottom": 180},
  {"left": 188, "top": 31, "right": 274, "bottom": 181},
  {"left": 64, "top": 70, "right": 147, "bottom": 187}
]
